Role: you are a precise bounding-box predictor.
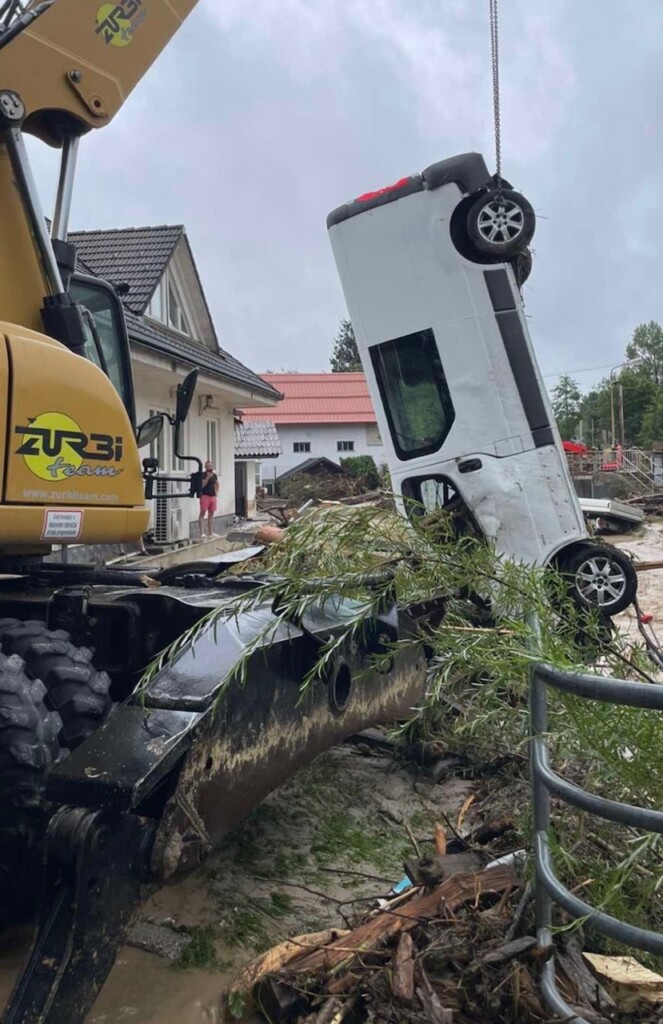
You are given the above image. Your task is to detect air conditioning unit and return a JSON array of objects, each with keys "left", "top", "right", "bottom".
[
  {"left": 153, "top": 474, "right": 190, "bottom": 544},
  {"left": 154, "top": 478, "right": 171, "bottom": 544}
]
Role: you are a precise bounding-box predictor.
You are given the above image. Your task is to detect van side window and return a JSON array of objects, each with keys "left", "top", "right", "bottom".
[{"left": 369, "top": 329, "right": 454, "bottom": 460}]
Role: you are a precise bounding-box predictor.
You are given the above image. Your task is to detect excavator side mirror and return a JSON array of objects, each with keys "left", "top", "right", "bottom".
[
  {"left": 175, "top": 369, "right": 198, "bottom": 425},
  {"left": 136, "top": 414, "right": 164, "bottom": 449}
]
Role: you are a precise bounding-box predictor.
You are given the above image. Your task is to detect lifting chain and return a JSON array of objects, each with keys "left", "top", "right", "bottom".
[{"left": 489, "top": 0, "right": 502, "bottom": 192}]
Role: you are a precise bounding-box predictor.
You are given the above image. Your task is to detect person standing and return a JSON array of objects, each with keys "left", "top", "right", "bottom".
[{"left": 198, "top": 460, "right": 219, "bottom": 539}]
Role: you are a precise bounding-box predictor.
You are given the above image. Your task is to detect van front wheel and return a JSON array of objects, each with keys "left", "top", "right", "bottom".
[{"left": 561, "top": 544, "right": 637, "bottom": 616}]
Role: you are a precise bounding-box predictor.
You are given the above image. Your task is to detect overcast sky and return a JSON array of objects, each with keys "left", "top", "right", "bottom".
[{"left": 27, "top": 0, "right": 663, "bottom": 391}]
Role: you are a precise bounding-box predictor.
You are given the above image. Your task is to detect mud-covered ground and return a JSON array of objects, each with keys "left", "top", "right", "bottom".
[
  {"left": 616, "top": 522, "right": 663, "bottom": 643},
  {"left": 0, "top": 745, "right": 475, "bottom": 1024}
]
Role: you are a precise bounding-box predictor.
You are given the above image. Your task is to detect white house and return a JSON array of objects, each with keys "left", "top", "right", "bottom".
[
  {"left": 68, "top": 225, "right": 280, "bottom": 543},
  {"left": 241, "top": 373, "right": 387, "bottom": 490}
]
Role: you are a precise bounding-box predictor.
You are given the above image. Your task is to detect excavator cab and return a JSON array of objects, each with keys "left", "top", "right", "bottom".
[{"left": 70, "top": 273, "right": 137, "bottom": 427}]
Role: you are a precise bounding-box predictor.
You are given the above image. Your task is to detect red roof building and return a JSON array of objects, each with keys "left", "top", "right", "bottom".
[
  {"left": 241, "top": 373, "right": 386, "bottom": 489},
  {"left": 242, "top": 373, "right": 377, "bottom": 425}
]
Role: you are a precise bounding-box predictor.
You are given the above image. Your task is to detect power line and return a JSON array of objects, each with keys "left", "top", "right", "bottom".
[{"left": 543, "top": 363, "right": 621, "bottom": 380}]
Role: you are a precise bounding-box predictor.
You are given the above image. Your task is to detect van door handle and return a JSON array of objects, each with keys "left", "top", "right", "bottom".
[{"left": 458, "top": 459, "right": 482, "bottom": 474}]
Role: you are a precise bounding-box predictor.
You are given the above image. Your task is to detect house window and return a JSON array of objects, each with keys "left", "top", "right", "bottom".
[
  {"left": 369, "top": 328, "right": 455, "bottom": 461},
  {"left": 206, "top": 420, "right": 219, "bottom": 467},
  {"left": 337, "top": 441, "right": 355, "bottom": 452},
  {"left": 146, "top": 268, "right": 192, "bottom": 336},
  {"left": 366, "top": 425, "right": 382, "bottom": 446},
  {"left": 167, "top": 280, "right": 191, "bottom": 335},
  {"left": 293, "top": 442, "right": 311, "bottom": 453},
  {"left": 147, "top": 285, "right": 163, "bottom": 322}
]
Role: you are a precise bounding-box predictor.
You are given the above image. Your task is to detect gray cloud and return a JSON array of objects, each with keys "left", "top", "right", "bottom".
[{"left": 26, "top": 1, "right": 663, "bottom": 389}]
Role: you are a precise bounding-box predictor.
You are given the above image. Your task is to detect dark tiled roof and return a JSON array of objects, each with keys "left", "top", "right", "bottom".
[
  {"left": 276, "top": 457, "right": 343, "bottom": 481},
  {"left": 124, "top": 309, "right": 279, "bottom": 401},
  {"left": 234, "top": 419, "right": 281, "bottom": 458},
  {"left": 68, "top": 225, "right": 183, "bottom": 314}
]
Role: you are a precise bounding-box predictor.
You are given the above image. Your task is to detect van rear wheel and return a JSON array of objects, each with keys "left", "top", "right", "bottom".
[
  {"left": 466, "top": 188, "right": 535, "bottom": 258},
  {"left": 562, "top": 544, "right": 637, "bottom": 616}
]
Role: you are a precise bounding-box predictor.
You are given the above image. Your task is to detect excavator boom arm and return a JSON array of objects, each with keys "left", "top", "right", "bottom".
[{"left": 0, "top": 0, "right": 199, "bottom": 147}]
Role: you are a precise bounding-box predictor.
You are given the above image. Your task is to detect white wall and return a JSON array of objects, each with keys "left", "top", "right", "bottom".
[
  {"left": 133, "top": 352, "right": 240, "bottom": 539},
  {"left": 259, "top": 423, "right": 387, "bottom": 487}
]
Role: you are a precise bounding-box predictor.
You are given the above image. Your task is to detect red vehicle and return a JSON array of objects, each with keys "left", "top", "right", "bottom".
[{"left": 562, "top": 440, "right": 588, "bottom": 454}]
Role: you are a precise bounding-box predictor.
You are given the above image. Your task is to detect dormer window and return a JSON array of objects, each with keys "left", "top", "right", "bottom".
[{"left": 147, "top": 267, "right": 192, "bottom": 336}]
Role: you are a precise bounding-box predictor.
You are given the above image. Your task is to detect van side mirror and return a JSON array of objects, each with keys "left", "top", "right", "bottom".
[
  {"left": 136, "top": 414, "right": 164, "bottom": 449},
  {"left": 175, "top": 369, "right": 198, "bottom": 425}
]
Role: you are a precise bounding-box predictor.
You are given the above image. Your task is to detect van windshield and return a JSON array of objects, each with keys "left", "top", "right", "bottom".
[{"left": 369, "top": 328, "right": 455, "bottom": 460}]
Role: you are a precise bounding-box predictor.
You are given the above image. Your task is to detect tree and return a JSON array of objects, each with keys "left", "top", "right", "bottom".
[
  {"left": 626, "top": 321, "right": 663, "bottom": 387},
  {"left": 330, "top": 319, "right": 361, "bottom": 372},
  {"left": 580, "top": 380, "right": 611, "bottom": 447},
  {"left": 551, "top": 375, "right": 582, "bottom": 440}
]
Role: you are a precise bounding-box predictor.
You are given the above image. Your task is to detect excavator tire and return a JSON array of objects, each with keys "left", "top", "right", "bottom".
[
  {"left": 0, "top": 619, "right": 111, "bottom": 750},
  {"left": 0, "top": 650, "right": 62, "bottom": 928}
]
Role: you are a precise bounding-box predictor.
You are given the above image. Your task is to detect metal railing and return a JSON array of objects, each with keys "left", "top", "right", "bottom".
[
  {"left": 566, "top": 448, "right": 655, "bottom": 491},
  {"left": 530, "top": 661, "right": 663, "bottom": 1023}
]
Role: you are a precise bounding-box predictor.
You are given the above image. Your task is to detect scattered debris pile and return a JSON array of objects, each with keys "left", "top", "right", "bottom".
[
  {"left": 227, "top": 818, "right": 663, "bottom": 1024},
  {"left": 628, "top": 494, "right": 663, "bottom": 518}
]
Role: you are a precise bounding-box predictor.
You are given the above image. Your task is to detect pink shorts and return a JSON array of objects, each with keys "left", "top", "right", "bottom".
[{"left": 200, "top": 494, "right": 217, "bottom": 515}]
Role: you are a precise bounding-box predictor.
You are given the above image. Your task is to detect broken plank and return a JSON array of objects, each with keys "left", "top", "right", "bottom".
[
  {"left": 478, "top": 935, "right": 537, "bottom": 965},
  {"left": 392, "top": 933, "right": 414, "bottom": 1004},
  {"left": 230, "top": 928, "right": 349, "bottom": 1005}
]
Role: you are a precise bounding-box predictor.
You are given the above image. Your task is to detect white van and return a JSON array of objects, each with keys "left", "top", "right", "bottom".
[{"left": 327, "top": 153, "right": 637, "bottom": 616}]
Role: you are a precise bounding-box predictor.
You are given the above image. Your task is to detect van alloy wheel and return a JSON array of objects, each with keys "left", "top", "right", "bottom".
[
  {"left": 562, "top": 544, "right": 638, "bottom": 616},
  {"left": 465, "top": 187, "right": 536, "bottom": 258},
  {"left": 574, "top": 553, "right": 627, "bottom": 608}
]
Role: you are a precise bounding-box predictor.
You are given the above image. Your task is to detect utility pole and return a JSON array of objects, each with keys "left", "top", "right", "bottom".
[
  {"left": 610, "top": 385, "right": 616, "bottom": 448},
  {"left": 609, "top": 358, "right": 642, "bottom": 448},
  {"left": 619, "top": 384, "right": 626, "bottom": 447}
]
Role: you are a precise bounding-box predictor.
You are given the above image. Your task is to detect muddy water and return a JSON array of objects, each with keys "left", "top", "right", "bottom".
[{"left": 1, "top": 746, "right": 473, "bottom": 1024}]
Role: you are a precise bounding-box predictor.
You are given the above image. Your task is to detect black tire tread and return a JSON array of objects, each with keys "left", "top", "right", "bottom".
[
  {"left": 0, "top": 650, "right": 61, "bottom": 810},
  {"left": 0, "top": 618, "right": 111, "bottom": 748}
]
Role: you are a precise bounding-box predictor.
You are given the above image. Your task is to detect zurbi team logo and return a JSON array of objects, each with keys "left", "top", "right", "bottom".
[
  {"left": 14, "top": 412, "right": 124, "bottom": 483},
  {"left": 95, "top": 1, "right": 146, "bottom": 47}
]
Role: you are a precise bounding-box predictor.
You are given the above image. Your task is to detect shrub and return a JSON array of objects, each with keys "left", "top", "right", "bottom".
[{"left": 340, "top": 455, "right": 380, "bottom": 491}]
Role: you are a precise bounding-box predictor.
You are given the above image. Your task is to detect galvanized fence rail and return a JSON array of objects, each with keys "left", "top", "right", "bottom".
[{"left": 530, "top": 661, "right": 663, "bottom": 1024}]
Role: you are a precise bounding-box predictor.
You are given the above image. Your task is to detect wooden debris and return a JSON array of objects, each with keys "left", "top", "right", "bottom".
[
  {"left": 230, "top": 928, "right": 349, "bottom": 1009},
  {"left": 583, "top": 953, "right": 663, "bottom": 1010},
  {"left": 254, "top": 523, "right": 285, "bottom": 545},
  {"left": 224, "top": 816, "right": 647, "bottom": 1024},
  {"left": 404, "top": 851, "right": 484, "bottom": 887},
  {"left": 312, "top": 996, "right": 355, "bottom": 1024},
  {"left": 392, "top": 932, "right": 414, "bottom": 1004},
  {"left": 284, "top": 864, "right": 515, "bottom": 978},
  {"left": 477, "top": 934, "right": 537, "bottom": 965},
  {"left": 418, "top": 964, "right": 454, "bottom": 1023},
  {"left": 456, "top": 794, "right": 476, "bottom": 832},
  {"left": 434, "top": 822, "right": 447, "bottom": 856},
  {"left": 557, "top": 946, "right": 617, "bottom": 1015}
]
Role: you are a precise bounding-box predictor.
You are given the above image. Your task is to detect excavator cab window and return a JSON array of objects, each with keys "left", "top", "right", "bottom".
[{"left": 69, "top": 274, "right": 136, "bottom": 427}]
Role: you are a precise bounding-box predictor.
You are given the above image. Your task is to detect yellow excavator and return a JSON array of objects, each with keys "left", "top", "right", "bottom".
[{"left": 0, "top": 5, "right": 431, "bottom": 1022}]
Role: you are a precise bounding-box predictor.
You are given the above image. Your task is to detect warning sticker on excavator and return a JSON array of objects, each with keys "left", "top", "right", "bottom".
[{"left": 42, "top": 509, "right": 83, "bottom": 541}]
